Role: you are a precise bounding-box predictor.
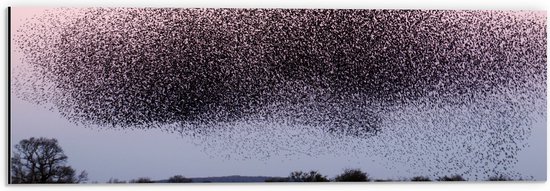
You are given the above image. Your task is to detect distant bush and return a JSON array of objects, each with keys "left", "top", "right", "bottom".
[
  {"left": 437, "top": 175, "right": 466, "bottom": 181},
  {"left": 334, "top": 169, "right": 370, "bottom": 182},
  {"left": 410, "top": 176, "right": 431, "bottom": 181},
  {"left": 107, "top": 178, "right": 126, "bottom": 184},
  {"left": 488, "top": 175, "right": 513, "bottom": 181},
  {"left": 167, "top": 175, "right": 192, "bottom": 183},
  {"left": 373, "top": 179, "right": 395, "bottom": 182},
  {"left": 289, "top": 171, "right": 329, "bottom": 182},
  {"left": 129, "top": 177, "right": 154, "bottom": 183},
  {"left": 265, "top": 177, "right": 290, "bottom": 182}
]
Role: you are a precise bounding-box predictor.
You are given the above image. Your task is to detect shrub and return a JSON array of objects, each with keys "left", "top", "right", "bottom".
[
  {"left": 167, "top": 175, "right": 192, "bottom": 183},
  {"left": 289, "top": 171, "right": 329, "bottom": 182},
  {"left": 437, "top": 175, "right": 466, "bottom": 181},
  {"left": 334, "top": 169, "right": 370, "bottom": 182},
  {"left": 410, "top": 176, "right": 431, "bottom": 181},
  {"left": 488, "top": 175, "right": 513, "bottom": 181},
  {"left": 129, "top": 177, "right": 154, "bottom": 183}
]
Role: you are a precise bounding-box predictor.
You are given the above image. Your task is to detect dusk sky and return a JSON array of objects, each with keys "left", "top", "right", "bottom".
[{"left": 9, "top": 8, "right": 547, "bottom": 182}]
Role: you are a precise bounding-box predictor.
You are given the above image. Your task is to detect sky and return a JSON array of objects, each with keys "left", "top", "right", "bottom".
[
  {"left": 9, "top": 7, "right": 547, "bottom": 182},
  {"left": 9, "top": 94, "right": 546, "bottom": 182}
]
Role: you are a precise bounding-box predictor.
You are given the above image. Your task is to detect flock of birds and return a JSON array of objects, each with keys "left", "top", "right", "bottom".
[{"left": 12, "top": 8, "right": 546, "bottom": 180}]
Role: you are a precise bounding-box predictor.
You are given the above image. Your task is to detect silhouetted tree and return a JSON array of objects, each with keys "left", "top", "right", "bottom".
[
  {"left": 129, "top": 177, "right": 154, "bottom": 183},
  {"left": 10, "top": 137, "right": 88, "bottom": 184},
  {"left": 334, "top": 169, "right": 370, "bottom": 182},
  {"left": 437, "top": 175, "right": 466, "bottom": 181},
  {"left": 488, "top": 174, "right": 513, "bottom": 181},
  {"left": 167, "top": 175, "right": 192, "bottom": 183},
  {"left": 289, "top": 171, "right": 329, "bottom": 182},
  {"left": 410, "top": 176, "right": 431, "bottom": 181}
]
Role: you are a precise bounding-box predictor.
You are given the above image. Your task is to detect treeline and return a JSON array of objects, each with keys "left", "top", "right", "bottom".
[
  {"left": 107, "top": 169, "right": 517, "bottom": 184},
  {"left": 264, "top": 169, "right": 516, "bottom": 182},
  {"left": 107, "top": 175, "right": 192, "bottom": 184}
]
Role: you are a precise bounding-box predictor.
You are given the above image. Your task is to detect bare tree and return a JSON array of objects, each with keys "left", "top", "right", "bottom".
[{"left": 10, "top": 137, "right": 88, "bottom": 184}]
